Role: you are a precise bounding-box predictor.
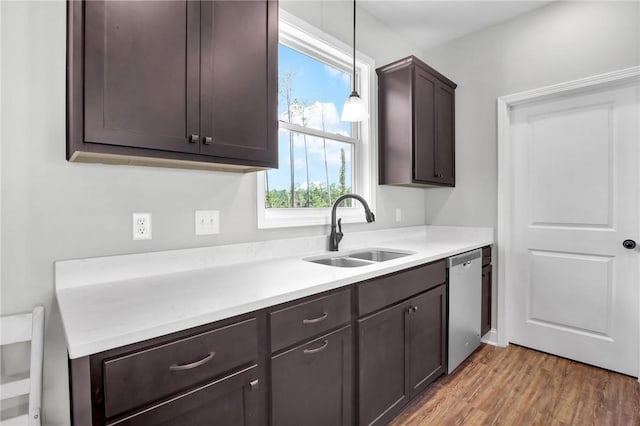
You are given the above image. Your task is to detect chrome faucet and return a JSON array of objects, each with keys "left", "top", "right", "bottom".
[{"left": 329, "top": 194, "right": 375, "bottom": 251}]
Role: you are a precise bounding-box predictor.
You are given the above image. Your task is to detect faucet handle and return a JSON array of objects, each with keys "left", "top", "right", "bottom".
[{"left": 337, "top": 218, "right": 343, "bottom": 242}]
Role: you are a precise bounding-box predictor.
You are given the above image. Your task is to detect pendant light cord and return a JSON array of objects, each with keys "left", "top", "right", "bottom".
[{"left": 352, "top": 0, "right": 357, "bottom": 94}]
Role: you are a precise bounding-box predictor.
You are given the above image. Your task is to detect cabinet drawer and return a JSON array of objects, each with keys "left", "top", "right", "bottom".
[
  {"left": 482, "top": 246, "right": 492, "bottom": 266},
  {"left": 357, "top": 261, "right": 446, "bottom": 316},
  {"left": 270, "top": 290, "right": 351, "bottom": 352},
  {"left": 108, "top": 364, "right": 260, "bottom": 426},
  {"left": 103, "top": 318, "right": 257, "bottom": 418}
]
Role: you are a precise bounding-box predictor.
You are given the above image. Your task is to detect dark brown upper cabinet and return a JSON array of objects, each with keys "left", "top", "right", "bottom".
[
  {"left": 377, "top": 55, "right": 456, "bottom": 187},
  {"left": 67, "top": 0, "right": 278, "bottom": 172}
]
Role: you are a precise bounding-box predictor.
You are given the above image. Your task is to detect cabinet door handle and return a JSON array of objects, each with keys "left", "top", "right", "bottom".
[
  {"left": 169, "top": 351, "right": 215, "bottom": 371},
  {"left": 303, "top": 340, "right": 329, "bottom": 355},
  {"left": 249, "top": 379, "right": 259, "bottom": 391},
  {"left": 203, "top": 136, "right": 213, "bottom": 145},
  {"left": 188, "top": 134, "right": 199, "bottom": 143},
  {"left": 413, "top": 306, "right": 419, "bottom": 312},
  {"left": 302, "top": 312, "right": 328, "bottom": 324}
]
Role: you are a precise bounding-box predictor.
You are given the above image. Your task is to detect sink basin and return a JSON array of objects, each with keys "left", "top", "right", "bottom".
[
  {"left": 348, "top": 250, "right": 411, "bottom": 262},
  {"left": 305, "top": 248, "right": 415, "bottom": 268},
  {"left": 308, "top": 257, "right": 373, "bottom": 268}
]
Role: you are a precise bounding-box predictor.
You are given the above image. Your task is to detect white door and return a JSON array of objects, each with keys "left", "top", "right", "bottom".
[{"left": 509, "top": 83, "right": 640, "bottom": 377}]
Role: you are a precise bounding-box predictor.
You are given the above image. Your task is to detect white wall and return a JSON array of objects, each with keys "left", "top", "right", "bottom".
[
  {"left": 0, "top": 1, "right": 426, "bottom": 424},
  {"left": 421, "top": 1, "right": 640, "bottom": 325},
  {"left": 423, "top": 0, "right": 640, "bottom": 227}
]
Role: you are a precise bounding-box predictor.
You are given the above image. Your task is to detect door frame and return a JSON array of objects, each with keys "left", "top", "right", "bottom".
[{"left": 496, "top": 66, "right": 640, "bottom": 379}]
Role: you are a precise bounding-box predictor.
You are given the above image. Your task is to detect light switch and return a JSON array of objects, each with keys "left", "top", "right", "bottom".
[
  {"left": 395, "top": 208, "right": 402, "bottom": 222},
  {"left": 195, "top": 210, "right": 220, "bottom": 235}
]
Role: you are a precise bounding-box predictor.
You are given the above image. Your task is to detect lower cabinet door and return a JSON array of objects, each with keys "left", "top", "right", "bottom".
[
  {"left": 357, "top": 301, "right": 410, "bottom": 426},
  {"left": 481, "top": 264, "right": 492, "bottom": 336},
  {"left": 408, "top": 284, "right": 447, "bottom": 397},
  {"left": 108, "top": 365, "right": 260, "bottom": 426},
  {"left": 271, "top": 326, "right": 352, "bottom": 426}
]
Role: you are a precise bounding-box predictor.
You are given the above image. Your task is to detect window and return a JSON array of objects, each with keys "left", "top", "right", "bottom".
[{"left": 257, "top": 13, "right": 375, "bottom": 228}]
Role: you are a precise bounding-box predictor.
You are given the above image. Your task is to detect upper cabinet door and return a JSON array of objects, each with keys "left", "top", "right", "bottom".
[
  {"left": 413, "top": 68, "right": 437, "bottom": 183},
  {"left": 435, "top": 82, "right": 455, "bottom": 185},
  {"left": 83, "top": 1, "right": 200, "bottom": 153},
  {"left": 199, "top": 0, "right": 278, "bottom": 166}
]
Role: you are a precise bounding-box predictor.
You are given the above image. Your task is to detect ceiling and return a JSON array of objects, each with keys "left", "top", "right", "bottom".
[{"left": 359, "top": 1, "right": 554, "bottom": 50}]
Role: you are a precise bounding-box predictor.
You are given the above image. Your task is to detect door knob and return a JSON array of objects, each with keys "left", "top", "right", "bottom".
[{"left": 623, "top": 239, "right": 637, "bottom": 249}]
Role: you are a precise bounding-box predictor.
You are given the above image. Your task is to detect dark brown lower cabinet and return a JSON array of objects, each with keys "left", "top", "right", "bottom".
[
  {"left": 69, "top": 265, "right": 450, "bottom": 426},
  {"left": 271, "top": 326, "right": 352, "bottom": 426},
  {"left": 481, "top": 264, "right": 492, "bottom": 336},
  {"left": 357, "top": 301, "right": 410, "bottom": 426},
  {"left": 357, "top": 284, "right": 447, "bottom": 426},
  {"left": 108, "top": 365, "right": 260, "bottom": 426},
  {"left": 408, "top": 285, "right": 447, "bottom": 396}
]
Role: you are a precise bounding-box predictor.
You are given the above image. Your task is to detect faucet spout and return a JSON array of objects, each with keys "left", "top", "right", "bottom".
[{"left": 329, "top": 194, "right": 375, "bottom": 251}]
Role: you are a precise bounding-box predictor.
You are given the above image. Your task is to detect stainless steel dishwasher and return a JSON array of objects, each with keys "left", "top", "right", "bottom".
[{"left": 448, "top": 249, "right": 482, "bottom": 373}]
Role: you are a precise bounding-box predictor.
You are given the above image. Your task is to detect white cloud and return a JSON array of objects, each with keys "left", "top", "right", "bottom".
[
  {"left": 279, "top": 101, "right": 350, "bottom": 137},
  {"left": 293, "top": 157, "right": 306, "bottom": 170},
  {"left": 323, "top": 64, "right": 351, "bottom": 89}
]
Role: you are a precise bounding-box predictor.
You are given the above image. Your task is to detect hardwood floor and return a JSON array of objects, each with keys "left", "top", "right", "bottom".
[{"left": 392, "top": 344, "right": 640, "bottom": 426}]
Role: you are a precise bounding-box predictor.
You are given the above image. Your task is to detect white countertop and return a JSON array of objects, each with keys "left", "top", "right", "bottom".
[{"left": 55, "top": 225, "right": 493, "bottom": 359}]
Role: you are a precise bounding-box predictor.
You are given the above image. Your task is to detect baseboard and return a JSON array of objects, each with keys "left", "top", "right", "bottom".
[{"left": 481, "top": 328, "right": 498, "bottom": 346}]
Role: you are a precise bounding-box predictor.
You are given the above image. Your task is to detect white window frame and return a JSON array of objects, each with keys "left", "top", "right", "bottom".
[{"left": 257, "top": 11, "right": 376, "bottom": 229}]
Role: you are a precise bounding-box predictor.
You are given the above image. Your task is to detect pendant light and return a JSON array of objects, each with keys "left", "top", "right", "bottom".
[{"left": 341, "top": 0, "right": 369, "bottom": 122}]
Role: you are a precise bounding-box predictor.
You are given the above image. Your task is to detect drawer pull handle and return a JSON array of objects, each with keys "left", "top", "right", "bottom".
[
  {"left": 303, "top": 340, "right": 328, "bottom": 355},
  {"left": 302, "top": 312, "right": 328, "bottom": 324},
  {"left": 169, "top": 352, "right": 215, "bottom": 371}
]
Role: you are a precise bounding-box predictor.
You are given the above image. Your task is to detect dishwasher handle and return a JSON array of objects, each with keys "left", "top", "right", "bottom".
[{"left": 448, "top": 249, "right": 482, "bottom": 268}]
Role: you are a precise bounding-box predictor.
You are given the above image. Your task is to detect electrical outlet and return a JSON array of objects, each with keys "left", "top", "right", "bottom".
[
  {"left": 133, "top": 213, "right": 152, "bottom": 240},
  {"left": 195, "top": 210, "right": 220, "bottom": 235},
  {"left": 395, "top": 208, "right": 402, "bottom": 222}
]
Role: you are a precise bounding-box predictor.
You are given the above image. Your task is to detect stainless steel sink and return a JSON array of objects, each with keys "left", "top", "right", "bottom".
[
  {"left": 305, "top": 248, "right": 415, "bottom": 268},
  {"left": 308, "top": 257, "right": 373, "bottom": 268},
  {"left": 348, "top": 250, "right": 411, "bottom": 262}
]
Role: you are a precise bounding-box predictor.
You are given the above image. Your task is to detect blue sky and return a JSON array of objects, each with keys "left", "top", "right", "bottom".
[{"left": 266, "top": 45, "right": 354, "bottom": 192}]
